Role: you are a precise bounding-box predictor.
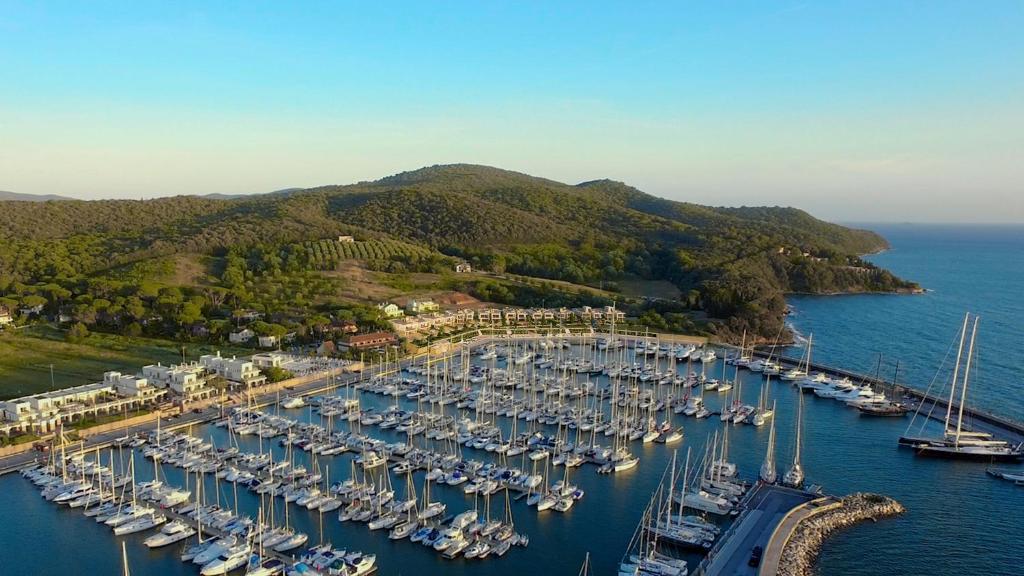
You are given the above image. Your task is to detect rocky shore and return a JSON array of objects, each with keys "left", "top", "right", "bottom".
[{"left": 778, "top": 493, "right": 906, "bottom": 576}]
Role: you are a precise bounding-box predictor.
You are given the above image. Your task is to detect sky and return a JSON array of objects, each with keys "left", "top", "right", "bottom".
[{"left": 1, "top": 1, "right": 1022, "bottom": 223}]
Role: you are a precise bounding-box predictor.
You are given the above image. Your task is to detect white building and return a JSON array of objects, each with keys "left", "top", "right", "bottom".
[
  {"left": 229, "top": 328, "right": 255, "bottom": 343},
  {"left": 103, "top": 371, "right": 161, "bottom": 401},
  {"left": 142, "top": 362, "right": 211, "bottom": 400},
  {"left": 258, "top": 335, "right": 279, "bottom": 348},
  {"left": 200, "top": 352, "right": 266, "bottom": 388},
  {"left": 251, "top": 352, "right": 288, "bottom": 369}
]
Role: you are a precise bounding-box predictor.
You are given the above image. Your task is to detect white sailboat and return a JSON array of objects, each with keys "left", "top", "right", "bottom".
[
  {"left": 899, "top": 313, "right": 1023, "bottom": 461},
  {"left": 759, "top": 401, "right": 778, "bottom": 484},
  {"left": 782, "top": 393, "right": 805, "bottom": 488}
]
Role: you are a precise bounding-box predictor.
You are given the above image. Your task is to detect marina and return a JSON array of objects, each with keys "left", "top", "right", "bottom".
[{"left": 3, "top": 327, "right": 1021, "bottom": 575}]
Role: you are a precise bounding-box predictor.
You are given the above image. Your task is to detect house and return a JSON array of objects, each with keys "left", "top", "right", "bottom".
[
  {"left": 258, "top": 335, "right": 279, "bottom": 348},
  {"left": 377, "top": 302, "right": 404, "bottom": 318},
  {"left": 233, "top": 309, "right": 263, "bottom": 322},
  {"left": 316, "top": 341, "right": 337, "bottom": 356},
  {"left": 0, "top": 305, "right": 12, "bottom": 326},
  {"left": 455, "top": 262, "right": 472, "bottom": 273},
  {"left": 342, "top": 331, "right": 398, "bottom": 351},
  {"left": 407, "top": 299, "right": 439, "bottom": 314},
  {"left": 19, "top": 303, "right": 44, "bottom": 317},
  {"left": 337, "top": 235, "right": 355, "bottom": 243},
  {"left": 229, "top": 328, "right": 255, "bottom": 343},
  {"left": 603, "top": 305, "right": 626, "bottom": 322}
]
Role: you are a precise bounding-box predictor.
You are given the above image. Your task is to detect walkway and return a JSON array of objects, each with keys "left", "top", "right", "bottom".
[{"left": 697, "top": 484, "right": 816, "bottom": 576}]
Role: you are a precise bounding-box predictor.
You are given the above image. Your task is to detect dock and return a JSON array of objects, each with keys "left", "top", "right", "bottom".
[
  {"left": 694, "top": 483, "right": 818, "bottom": 576},
  {"left": 749, "top": 349, "right": 1024, "bottom": 445}
]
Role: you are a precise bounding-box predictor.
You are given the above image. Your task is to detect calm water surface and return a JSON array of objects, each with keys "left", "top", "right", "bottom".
[{"left": 2, "top": 225, "right": 1021, "bottom": 575}]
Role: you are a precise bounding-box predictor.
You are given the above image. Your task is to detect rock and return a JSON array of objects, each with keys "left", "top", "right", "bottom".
[{"left": 777, "top": 493, "right": 905, "bottom": 576}]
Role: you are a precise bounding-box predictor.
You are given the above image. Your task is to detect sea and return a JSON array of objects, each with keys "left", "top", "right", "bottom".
[{"left": 1, "top": 224, "right": 1021, "bottom": 576}]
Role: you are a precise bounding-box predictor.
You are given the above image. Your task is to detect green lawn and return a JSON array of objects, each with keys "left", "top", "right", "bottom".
[{"left": 0, "top": 325, "right": 250, "bottom": 400}]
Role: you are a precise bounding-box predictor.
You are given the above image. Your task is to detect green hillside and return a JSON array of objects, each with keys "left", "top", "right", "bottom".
[{"left": 0, "top": 164, "right": 917, "bottom": 342}]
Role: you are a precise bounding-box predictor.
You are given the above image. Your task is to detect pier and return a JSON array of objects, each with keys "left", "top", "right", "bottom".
[
  {"left": 749, "top": 349, "right": 1024, "bottom": 445},
  {"left": 695, "top": 483, "right": 817, "bottom": 576}
]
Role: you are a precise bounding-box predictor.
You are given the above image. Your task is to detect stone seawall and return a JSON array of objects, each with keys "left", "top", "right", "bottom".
[{"left": 777, "top": 493, "right": 906, "bottom": 576}]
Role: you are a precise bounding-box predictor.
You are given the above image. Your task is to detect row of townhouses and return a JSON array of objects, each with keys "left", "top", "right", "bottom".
[
  {"left": 391, "top": 305, "right": 627, "bottom": 336},
  {"left": 0, "top": 351, "right": 290, "bottom": 437}
]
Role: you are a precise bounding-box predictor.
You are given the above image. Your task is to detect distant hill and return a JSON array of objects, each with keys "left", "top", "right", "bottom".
[
  {"left": 0, "top": 190, "right": 74, "bottom": 202},
  {"left": 0, "top": 164, "right": 916, "bottom": 341}
]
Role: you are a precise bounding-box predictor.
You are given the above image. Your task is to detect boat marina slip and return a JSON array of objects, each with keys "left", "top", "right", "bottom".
[{"left": 1, "top": 329, "right": 1022, "bottom": 575}]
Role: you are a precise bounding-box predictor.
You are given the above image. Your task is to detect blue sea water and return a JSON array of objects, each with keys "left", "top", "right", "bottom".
[
  {"left": 786, "top": 223, "right": 1024, "bottom": 420},
  {"left": 1, "top": 224, "right": 1021, "bottom": 575}
]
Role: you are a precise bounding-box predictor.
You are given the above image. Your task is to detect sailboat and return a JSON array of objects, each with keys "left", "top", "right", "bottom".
[
  {"left": 648, "top": 451, "right": 716, "bottom": 550},
  {"left": 857, "top": 360, "right": 910, "bottom": 416},
  {"left": 782, "top": 393, "right": 805, "bottom": 489},
  {"left": 619, "top": 505, "right": 688, "bottom": 576},
  {"left": 899, "top": 313, "right": 1023, "bottom": 461},
  {"left": 759, "top": 401, "right": 778, "bottom": 484}
]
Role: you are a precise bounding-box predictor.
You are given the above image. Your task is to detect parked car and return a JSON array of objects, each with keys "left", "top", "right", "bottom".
[{"left": 748, "top": 545, "right": 764, "bottom": 567}]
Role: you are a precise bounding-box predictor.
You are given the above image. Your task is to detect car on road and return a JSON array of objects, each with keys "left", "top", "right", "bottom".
[{"left": 748, "top": 545, "right": 763, "bottom": 567}]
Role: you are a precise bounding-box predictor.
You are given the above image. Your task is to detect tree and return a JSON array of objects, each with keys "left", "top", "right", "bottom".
[{"left": 67, "top": 322, "right": 90, "bottom": 343}]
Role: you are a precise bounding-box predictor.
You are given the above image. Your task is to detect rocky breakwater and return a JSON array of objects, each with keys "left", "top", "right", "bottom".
[{"left": 778, "top": 493, "right": 906, "bottom": 576}]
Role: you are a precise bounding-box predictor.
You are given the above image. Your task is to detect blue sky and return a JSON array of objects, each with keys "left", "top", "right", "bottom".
[{"left": 1, "top": 1, "right": 1022, "bottom": 222}]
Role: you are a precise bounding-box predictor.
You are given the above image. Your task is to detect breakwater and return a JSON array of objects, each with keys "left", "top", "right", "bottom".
[
  {"left": 746, "top": 349, "right": 1024, "bottom": 445},
  {"left": 776, "top": 493, "right": 905, "bottom": 576}
]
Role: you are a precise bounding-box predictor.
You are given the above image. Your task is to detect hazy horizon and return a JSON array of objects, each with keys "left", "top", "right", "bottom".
[{"left": 2, "top": 2, "right": 1022, "bottom": 223}]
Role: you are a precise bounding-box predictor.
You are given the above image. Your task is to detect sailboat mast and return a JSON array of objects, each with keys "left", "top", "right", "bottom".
[
  {"left": 954, "top": 316, "right": 979, "bottom": 446},
  {"left": 794, "top": 393, "right": 803, "bottom": 466},
  {"left": 944, "top": 313, "right": 970, "bottom": 433},
  {"left": 665, "top": 450, "right": 676, "bottom": 526}
]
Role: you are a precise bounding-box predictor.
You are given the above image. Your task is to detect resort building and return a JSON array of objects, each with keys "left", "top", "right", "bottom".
[
  {"left": 0, "top": 377, "right": 168, "bottom": 437},
  {"left": 342, "top": 331, "right": 399, "bottom": 351},
  {"left": 102, "top": 371, "right": 162, "bottom": 402},
  {"left": 142, "top": 362, "right": 213, "bottom": 401},
  {"left": 199, "top": 352, "right": 266, "bottom": 388}
]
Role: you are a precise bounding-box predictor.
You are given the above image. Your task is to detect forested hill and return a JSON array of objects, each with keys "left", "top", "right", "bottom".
[{"left": 0, "top": 164, "right": 917, "bottom": 342}]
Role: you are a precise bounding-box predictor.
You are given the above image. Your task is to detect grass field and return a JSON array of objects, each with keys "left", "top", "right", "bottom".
[
  {"left": 0, "top": 325, "right": 250, "bottom": 400},
  {"left": 615, "top": 278, "right": 683, "bottom": 300}
]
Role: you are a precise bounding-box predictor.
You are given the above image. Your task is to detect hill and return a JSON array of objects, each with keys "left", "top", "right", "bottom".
[
  {"left": 0, "top": 190, "right": 74, "bottom": 202},
  {"left": 0, "top": 164, "right": 917, "bottom": 342}
]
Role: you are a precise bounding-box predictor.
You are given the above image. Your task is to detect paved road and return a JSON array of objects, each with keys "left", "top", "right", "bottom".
[{"left": 700, "top": 484, "right": 815, "bottom": 576}]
